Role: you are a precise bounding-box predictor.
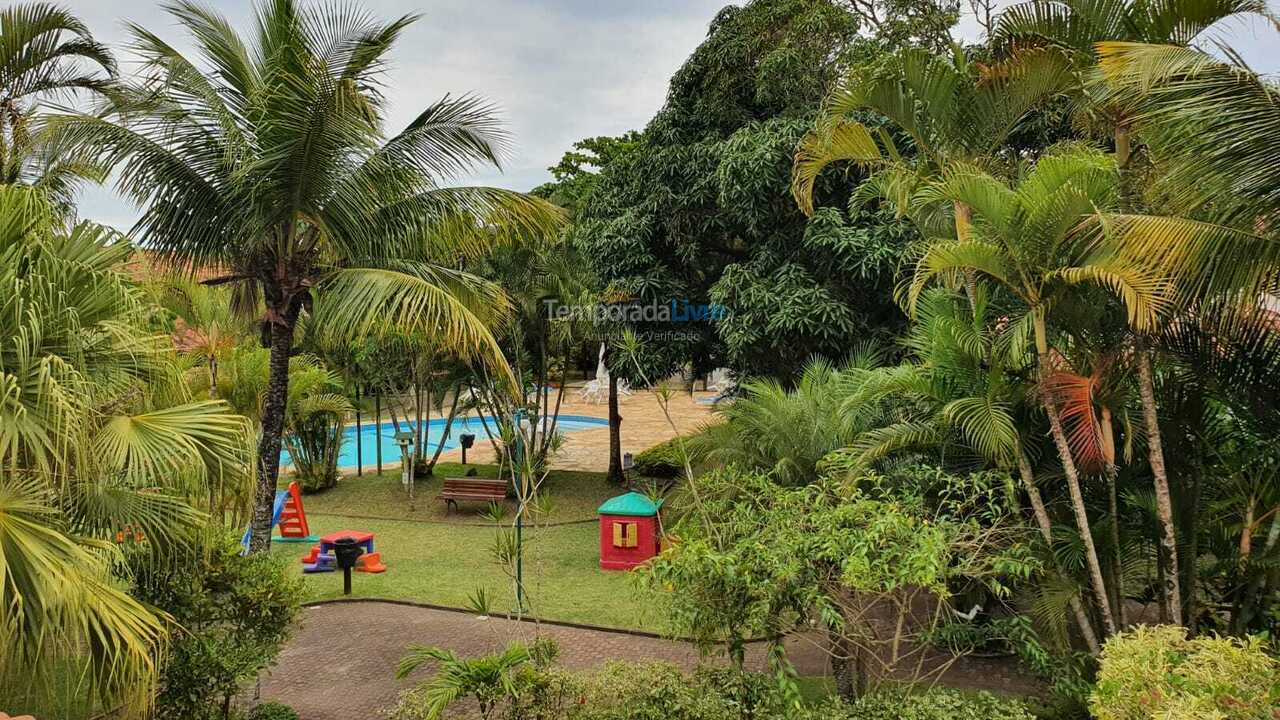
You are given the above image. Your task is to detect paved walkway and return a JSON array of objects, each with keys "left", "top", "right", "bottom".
[{"left": 258, "top": 601, "right": 1042, "bottom": 719}]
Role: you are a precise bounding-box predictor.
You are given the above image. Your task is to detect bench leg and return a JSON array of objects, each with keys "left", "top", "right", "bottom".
[{"left": 446, "top": 499, "right": 456, "bottom": 515}]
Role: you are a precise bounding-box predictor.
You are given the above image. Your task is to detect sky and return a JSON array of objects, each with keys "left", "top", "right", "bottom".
[{"left": 55, "top": 0, "right": 1280, "bottom": 231}]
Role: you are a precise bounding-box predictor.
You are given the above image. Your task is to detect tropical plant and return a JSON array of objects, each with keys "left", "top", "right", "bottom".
[
  {"left": 992, "top": 0, "right": 1280, "bottom": 629},
  {"left": 828, "top": 287, "right": 1106, "bottom": 652},
  {"left": 645, "top": 466, "right": 1037, "bottom": 700},
  {"left": 902, "top": 145, "right": 1157, "bottom": 637},
  {"left": 0, "top": 3, "right": 113, "bottom": 209},
  {"left": 129, "top": 530, "right": 303, "bottom": 720},
  {"left": 152, "top": 278, "right": 255, "bottom": 398},
  {"left": 0, "top": 186, "right": 251, "bottom": 716},
  {"left": 1089, "top": 624, "right": 1280, "bottom": 720},
  {"left": 792, "top": 42, "right": 1072, "bottom": 311},
  {"left": 57, "top": 0, "right": 563, "bottom": 551},
  {"left": 695, "top": 354, "right": 884, "bottom": 486},
  {"left": 394, "top": 642, "right": 540, "bottom": 720}
]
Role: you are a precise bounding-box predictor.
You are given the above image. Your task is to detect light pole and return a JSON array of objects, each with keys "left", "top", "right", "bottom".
[
  {"left": 512, "top": 408, "right": 528, "bottom": 615},
  {"left": 395, "top": 431, "right": 415, "bottom": 508}
]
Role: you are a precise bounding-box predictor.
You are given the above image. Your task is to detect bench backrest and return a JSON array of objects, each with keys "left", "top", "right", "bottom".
[{"left": 441, "top": 478, "right": 507, "bottom": 494}]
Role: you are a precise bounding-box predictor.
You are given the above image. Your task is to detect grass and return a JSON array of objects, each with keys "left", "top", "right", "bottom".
[
  {"left": 274, "top": 465, "right": 671, "bottom": 632},
  {"left": 297, "top": 462, "right": 636, "bottom": 524}
]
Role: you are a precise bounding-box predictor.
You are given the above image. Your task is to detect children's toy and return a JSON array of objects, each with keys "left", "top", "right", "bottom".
[
  {"left": 300, "top": 529, "right": 386, "bottom": 574},
  {"left": 239, "top": 480, "right": 318, "bottom": 551},
  {"left": 598, "top": 492, "right": 662, "bottom": 570}
]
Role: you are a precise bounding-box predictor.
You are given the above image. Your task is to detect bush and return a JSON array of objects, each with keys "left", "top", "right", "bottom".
[
  {"left": 393, "top": 654, "right": 789, "bottom": 720},
  {"left": 569, "top": 662, "right": 787, "bottom": 720},
  {"left": 131, "top": 531, "right": 304, "bottom": 720},
  {"left": 248, "top": 702, "right": 300, "bottom": 720},
  {"left": 633, "top": 436, "right": 691, "bottom": 479},
  {"left": 820, "top": 688, "right": 1036, "bottom": 720},
  {"left": 1089, "top": 624, "right": 1280, "bottom": 720}
]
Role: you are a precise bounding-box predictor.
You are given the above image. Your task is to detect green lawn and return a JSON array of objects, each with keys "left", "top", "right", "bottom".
[
  {"left": 296, "top": 462, "right": 632, "bottom": 524},
  {"left": 274, "top": 465, "right": 670, "bottom": 632}
]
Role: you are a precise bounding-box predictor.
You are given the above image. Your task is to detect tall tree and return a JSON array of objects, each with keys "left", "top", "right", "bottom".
[
  {"left": 0, "top": 3, "right": 114, "bottom": 209},
  {"left": 577, "top": 0, "right": 909, "bottom": 384},
  {"left": 0, "top": 186, "right": 250, "bottom": 716},
  {"left": 792, "top": 43, "right": 1072, "bottom": 312},
  {"left": 60, "top": 0, "right": 561, "bottom": 552},
  {"left": 903, "top": 146, "right": 1165, "bottom": 637},
  {"left": 992, "top": 0, "right": 1280, "bottom": 626}
]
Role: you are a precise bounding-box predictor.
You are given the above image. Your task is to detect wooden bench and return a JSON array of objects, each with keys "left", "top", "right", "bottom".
[{"left": 439, "top": 477, "right": 508, "bottom": 514}]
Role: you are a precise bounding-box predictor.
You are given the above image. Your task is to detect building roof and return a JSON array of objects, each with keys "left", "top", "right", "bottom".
[{"left": 598, "top": 492, "right": 662, "bottom": 517}]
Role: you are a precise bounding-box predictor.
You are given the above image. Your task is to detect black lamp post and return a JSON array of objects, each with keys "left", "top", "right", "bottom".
[
  {"left": 333, "top": 537, "right": 364, "bottom": 595},
  {"left": 460, "top": 433, "right": 476, "bottom": 465}
]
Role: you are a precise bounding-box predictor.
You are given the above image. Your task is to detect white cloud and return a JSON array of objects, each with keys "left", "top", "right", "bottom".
[{"left": 61, "top": 0, "right": 1280, "bottom": 231}]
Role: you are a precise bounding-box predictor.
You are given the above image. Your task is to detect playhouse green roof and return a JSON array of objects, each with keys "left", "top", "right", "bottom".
[{"left": 598, "top": 492, "right": 662, "bottom": 517}]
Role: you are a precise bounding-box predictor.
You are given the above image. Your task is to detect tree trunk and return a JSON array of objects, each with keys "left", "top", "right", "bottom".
[
  {"left": 954, "top": 201, "right": 979, "bottom": 313},
  {"left": 829, "top": 626, "right": 861, "bottom": 702},
  {"left": 607, "top": 372, "right": 625, "bottom": 486},
  {"left": 1035, "top": 314, "right": 1117, "bottom": 636},
  {"left": 248, "top": 309, "right": 296, "bottom": 554},
  {"left": 1135, "top": 344, "right": 1182, "bottom": 625},
  {"left": 1016, "top": 448, "right": 1101, "bottom": 653},
  {"left": 426, "top": 386, "right": 462, "bottom": 474},
  {"left": 208, "top": 354, "right": 219, "bottom": 398},
  {"left": 1100, "top": 407, "right": 1126, "bottom": 628}
]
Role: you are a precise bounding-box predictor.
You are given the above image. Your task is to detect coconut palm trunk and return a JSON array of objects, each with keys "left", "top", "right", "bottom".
[
  {"left": 249, "top": 303, "right": 298, "bottom": 553},
  {"left": 1016, "top": 447, "right": 1102, "bottom": 653},
  {"left": 1035, "top": 313, "right": 1117, "bottom": 636},
  {"left": 1136, "top": 344, "right": 1182, "bottom": 624}
]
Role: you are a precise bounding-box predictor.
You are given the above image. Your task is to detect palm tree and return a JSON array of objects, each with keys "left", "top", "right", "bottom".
[
  {"left": 792, "top": 45, "right": 1071, "bottom": 307},
  {"left": 59, "top": 0, "right": 563, "bottom": 552},
  {"left": 396, "top": 642, "right": 535, "bottom": 720},
  {"left": 0, "top": 186, "right": 251, "bottom": 715},
  {"left": 0, "top": 3, "right": 114, "bottom": 209},
  {"left": 152, "top": 278, "right": 254, "bottom": 398},
  {"left": 992, "top": 0, "right": 1280, "bottom": 627},
  {"left": 1089, "top": 41, "right": 1280, "bottom": 623},
  {"left": 903, "top": 145, "right": 1168, "bottom": 636},
  {"left": 696, "top": 353, "right": 885, "bottom": 487},
  {"left": 838, "top": 286, "right": 1103, "bottom": 651}
]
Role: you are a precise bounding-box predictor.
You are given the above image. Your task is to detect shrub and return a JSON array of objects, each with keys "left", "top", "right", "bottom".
[
  {"left": 131, "top": 531, "right": 304, "bottom": 720},
  {"left": 633, "top": 436, "right": 691, "bottom": 479},
  {"left": 248, "top": 702, "right": 300, "bottom": 720},
  {"left": 1089, "top": 624, "right": 1280, "bottom": 720},
  {"left": 822, "top": 688, "right": 1036, "bottom": 720},
  {"left": 569, "top": 662, "right": 787, "bottom": 720},
  {"left": 393, "top": 654, "right": 790, "bottom": 720}
]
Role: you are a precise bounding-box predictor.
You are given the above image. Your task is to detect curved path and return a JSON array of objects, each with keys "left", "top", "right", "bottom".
[{"left": 257, "top": 601, "right": 1041, "bottom": 719}]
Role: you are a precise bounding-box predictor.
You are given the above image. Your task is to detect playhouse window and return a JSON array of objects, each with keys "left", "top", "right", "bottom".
[{"left": 612, "top": 521, "right": 638, "bottom": 548}]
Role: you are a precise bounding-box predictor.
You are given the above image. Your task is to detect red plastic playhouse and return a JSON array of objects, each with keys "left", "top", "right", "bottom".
[{"left": 598, "top": 492, "right": 662, "bottom": 570}]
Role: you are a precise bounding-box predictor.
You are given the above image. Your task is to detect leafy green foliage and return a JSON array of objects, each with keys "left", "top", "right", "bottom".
[
  {"left": 247, "top": 702, "right": 300, "bottom": 720},
  {"left": 130, "top": 531, "right": 303, "bottom": 720},
  {"left": 575, "top": 0, "right": 909, "bottom": 382},
  {"left": 1090, "top": 625, "right": 1280, "bottom": 720},
  {"left": 828, "top": 688, "right": 1035, "bottom": 720},
  {"left": 634, "top": 435, "right": 695, "bottom": 479},
  {"left": 695, "top": 357, "right": 884, "bottom": 485},
  {"left": 393, "top": 638, "right": 560, "bottom": 720},
  {"left": 0, "top": 185, "right": 252, "bottom": 716},
  {"left": 643, "top": 466, "right": 1037, "bottom": 686}
]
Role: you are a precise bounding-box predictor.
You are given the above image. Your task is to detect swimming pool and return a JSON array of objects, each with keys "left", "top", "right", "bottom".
[{"left": 280, "top": 414, "right": 609, "bottom": 470}]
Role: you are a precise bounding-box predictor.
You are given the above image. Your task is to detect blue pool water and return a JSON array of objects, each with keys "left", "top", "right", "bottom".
[{"left": 281, "top": 414, "right": 609, "bottom": 469}]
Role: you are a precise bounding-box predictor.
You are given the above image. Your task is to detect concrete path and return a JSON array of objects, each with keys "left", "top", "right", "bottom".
[{"left": 257, "top": 601, "right": 1042, "bottom": 719}]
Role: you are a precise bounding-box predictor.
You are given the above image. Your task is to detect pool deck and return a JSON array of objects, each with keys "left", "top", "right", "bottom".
[{"left": 433, "top": 387, "right": 721, "bottom": 472}]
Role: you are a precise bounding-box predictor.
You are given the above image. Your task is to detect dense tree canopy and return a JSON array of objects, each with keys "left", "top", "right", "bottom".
[{"left": 573, "top": 0, "right": 914, "bottom": 382}]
